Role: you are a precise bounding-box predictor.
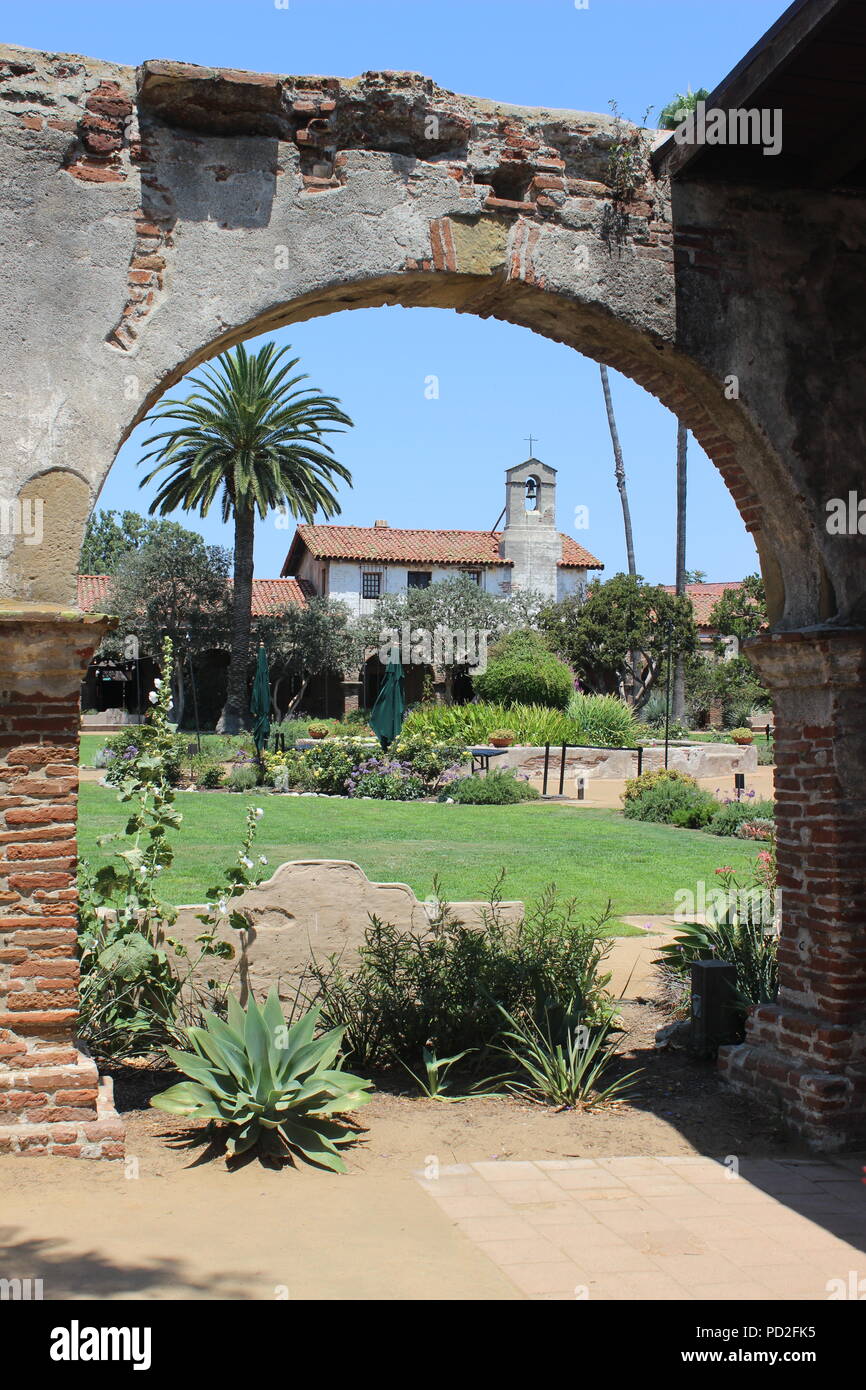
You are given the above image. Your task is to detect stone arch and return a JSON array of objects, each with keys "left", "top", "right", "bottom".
[{"left": 1, "top": 48, "right": 864, "bottom": 1154}]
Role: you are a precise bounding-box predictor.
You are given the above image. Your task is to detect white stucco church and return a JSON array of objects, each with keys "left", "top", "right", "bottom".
[{"left": 281, "top": 457, "right": 603, "bottom": 612}]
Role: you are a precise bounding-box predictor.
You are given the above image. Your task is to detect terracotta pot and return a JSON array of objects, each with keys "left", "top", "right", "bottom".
[
  {"left": 490, "top": 737, "right": 514, "bottom": 748},
  {"left": 308, "top": 729, "right": 327, "bottom": 740},
  {"left": 733, "top": 734, "right": 753, "bottom": 745}
]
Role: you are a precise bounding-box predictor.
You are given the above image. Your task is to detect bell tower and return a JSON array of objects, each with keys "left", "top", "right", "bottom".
[{"left": 500, "top": 456, "right": 561, "bottom": 597}]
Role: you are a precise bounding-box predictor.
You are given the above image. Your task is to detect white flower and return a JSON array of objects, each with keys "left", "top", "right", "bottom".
[
  {"left": 254, "top": 807, "right": 264, "bottom": 819},
  {"left": 217, "top": 897, "right": 228, "bottom": 915},
  {"left": 138, "top": 865, "right": 148, "bottom": 877},
  {"left": 148, "top": 691, "right": 158, "bottom": 705},
  {"left": 153, "top": 679, "right": 162, "bottom": 690},
  {"left": 240, "top": 855, "right": 253, "bottom": 870},
  {"left": 259, "top": 855, "right": 268, "bottom": 865}
]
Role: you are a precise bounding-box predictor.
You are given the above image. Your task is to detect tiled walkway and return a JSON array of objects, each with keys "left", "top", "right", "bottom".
[{"left": 416, "top": 1155, "right": 866, "bottom": 1300}]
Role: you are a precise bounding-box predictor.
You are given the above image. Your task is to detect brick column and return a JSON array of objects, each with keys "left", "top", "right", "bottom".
[
  {"left": 0, "top": 604, "right": 124, "bottom": 1159},
  {"left": 718, "top": 627, "right": 866, "bottom": 1150}
]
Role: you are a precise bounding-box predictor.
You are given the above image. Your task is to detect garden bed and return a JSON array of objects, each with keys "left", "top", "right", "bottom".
[{"left": 104, "top": 990, "right": 796, "bottom": 1162}]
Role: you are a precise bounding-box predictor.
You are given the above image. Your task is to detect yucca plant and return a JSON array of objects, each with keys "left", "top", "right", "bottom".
[
  {"left": 496, "top": 1004, "right": 640, "bottom": 1109},
  {"left": 151, "top": 990, "right": 373, "bottom": 1169},
  {"left": 399, "top": 1046, "right": 506, "bottom": 1102}
]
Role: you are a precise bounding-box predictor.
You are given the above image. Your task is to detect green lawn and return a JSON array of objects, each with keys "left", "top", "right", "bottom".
[{"left": 77, "top": 784, "right": 760, "bottom": 930}]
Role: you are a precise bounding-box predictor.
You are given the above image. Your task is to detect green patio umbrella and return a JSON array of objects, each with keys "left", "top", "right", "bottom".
[
  {"left": 370, "top": 657, "right": 405, "bottom": 751},
  {"left": 250, "top": 643, "right": 271, "bottom": 756}
]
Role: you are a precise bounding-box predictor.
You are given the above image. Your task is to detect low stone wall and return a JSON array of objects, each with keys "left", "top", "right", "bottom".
[
  {"left": 494, "top": 740, "right": 758, "bottom": 789},
  {"left": 166, "top": 859, "right": 523, "bottom": 1008}
]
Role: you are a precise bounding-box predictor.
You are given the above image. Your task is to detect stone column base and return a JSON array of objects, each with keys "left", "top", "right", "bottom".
[
  {"left": 0, "top": 1045, "right": 124, "bottom": 1158},
  {"left": 718, "top": 1002, "right": 866, "bottom": 1152}
]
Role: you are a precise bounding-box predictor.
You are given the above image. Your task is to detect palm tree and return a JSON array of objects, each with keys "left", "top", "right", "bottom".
[{"left": 139, "top": 342, "right": 353, "bottom": 733}]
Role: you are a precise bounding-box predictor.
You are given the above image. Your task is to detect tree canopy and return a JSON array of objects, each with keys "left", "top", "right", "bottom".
[
  {"left": 708, "top": 573, "right": 767, "bottom": 645},
  {"left": 80, "top": 509, "right": 208, "bottom": 574},
  {"left": 539, "top": 573, "right": 697, "bottom": 711}
]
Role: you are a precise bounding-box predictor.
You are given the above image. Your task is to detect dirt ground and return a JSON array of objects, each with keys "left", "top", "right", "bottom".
[{"left": 0, "top": 967, "right": 808, "bottom": 1301}]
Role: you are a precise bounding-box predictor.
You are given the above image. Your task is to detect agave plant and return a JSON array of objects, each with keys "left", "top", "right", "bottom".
[{"left": 151, "top": 990, "right": 373, "bottom": 1170}]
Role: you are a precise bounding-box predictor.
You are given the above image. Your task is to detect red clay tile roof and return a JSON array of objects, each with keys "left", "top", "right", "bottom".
[
  {"left": 283, "top": 524, "right": 602, "bottom": 573},
  {"left": 77, "top": 575, "right": 310, "bottom": 614},
  {"left": 661, "top": 581, "right": 747, "bottom": 628}
]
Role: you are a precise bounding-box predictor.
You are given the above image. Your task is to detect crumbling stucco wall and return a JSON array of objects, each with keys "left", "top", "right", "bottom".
[{"left": 0, "top": 45, "right": 856, "bottom": 630}]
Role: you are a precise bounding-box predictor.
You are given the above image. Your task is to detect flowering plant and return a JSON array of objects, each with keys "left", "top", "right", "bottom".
[{"left": 346, "top": 756, "right": 426, "bottom": 801}]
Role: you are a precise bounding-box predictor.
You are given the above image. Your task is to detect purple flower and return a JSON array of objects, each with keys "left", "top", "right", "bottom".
[{"left": 123, "top": 745, "right": 138, "bottom": 760}]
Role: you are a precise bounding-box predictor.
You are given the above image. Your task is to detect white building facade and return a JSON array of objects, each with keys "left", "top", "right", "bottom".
[{"left": 282, "top": 457, "right": 603, "bottom": 616}]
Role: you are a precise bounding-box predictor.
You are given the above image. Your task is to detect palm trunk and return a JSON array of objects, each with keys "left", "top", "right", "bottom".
[
  {"left": 599, "top": 364, "right": 637, "bottom": 577},
  {"left": 672, "top": 421, "right": 688, "bottom": 722},
  {"left": 600, "top": 363, "right": 640, "bottom": 704},
  {"left": 218, "top": 503, "right": 255, "bottom": 734}
]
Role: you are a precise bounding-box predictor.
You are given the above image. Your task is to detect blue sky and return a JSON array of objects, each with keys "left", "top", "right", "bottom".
[{"left": 9, "top": 0, "right": 790, "bottom": 584}]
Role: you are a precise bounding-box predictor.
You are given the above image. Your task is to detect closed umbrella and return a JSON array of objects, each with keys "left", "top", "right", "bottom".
[
  {"left": 250, "top": 643, "right": 271, "bottom": 757},
  {"left": 370, "top": 657, "right": 405, "bottom": 751}
]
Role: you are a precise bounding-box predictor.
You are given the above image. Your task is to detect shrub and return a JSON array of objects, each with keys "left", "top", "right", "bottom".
[
  {"left": 389, "top": 730, "right": 467, "bottom": 792},
  {"left": 264, "top": 749, "right": 306, "bottom": 791},
  {"left": 736, "top": 817, "right": 775, "bottom": 841},
  {"left": 402, "top": 698, "right": 635, "bottom": 749},
  {"left": 102, "top": 724, "right": 187, "bottom": 787},
  {"left": 656, "top": 853, "right": 778, "bottom": 1031},
  {"left": 347, "top": 756, "right": 426, "bottom": 800},
  {"left": 623, "top": 778, "right": 717, "bottom": 828},
  {"left": 622, "top": 768, "right": 698, "bottom": 804},
  {"left": 707, "top": 797, "right": 775, "bottom": 836},
  {"left": 486, "top": 629, "right": 552, "bottom": 662},
  {"left": 474, "top": 649, "right": 574, "bottom": 710},
  {"left": 445, "top": 770, "right": 540, "bottom": 805},
  {"left": 197, "top": 763, "right": 225, "bottom": 789},
  {"left": 226, "top": 764, "right": 259, "bottom": 792},
  {"left": 296, "top": 738, "right": 369, "bottom": 794},
  {"left": 757, "top": 738, "right": 775, "bottom": 766},
  {"left": 567, "top": 693, "right": 638, "bottom": 748},
  {"left": 151, "top": 992, "right": 373, "bottom": 1168},
  {"left": 306, "top": 884, "right": 613, "bottom": 1071}
]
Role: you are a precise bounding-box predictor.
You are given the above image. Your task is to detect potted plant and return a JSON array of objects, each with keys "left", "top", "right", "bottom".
[
  {"left": 489, "top": 728, "right": 516, "bottom": 748},
  {"left": 308, "top": 723, "right": 329, "bottom": 740},
  {"left": 729, "top": 726, "right": 754, "bottom": 745}
]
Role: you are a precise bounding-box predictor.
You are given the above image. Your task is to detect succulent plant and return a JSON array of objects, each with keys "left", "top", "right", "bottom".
[{"left": 151, "top": 990, "right": 373, "bottom": 1170}]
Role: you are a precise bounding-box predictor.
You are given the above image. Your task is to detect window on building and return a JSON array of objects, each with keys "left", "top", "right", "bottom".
[
  {"left": 361, "top": 572, "right": 382, "bottom": 600},
  {"left": 407, "top": 570, "right": 432, "bottom": 589},
  {"left": 461, "top": 570, "right": 482, "bottom": 586}
]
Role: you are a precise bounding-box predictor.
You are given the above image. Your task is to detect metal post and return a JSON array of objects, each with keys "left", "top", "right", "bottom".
[
  {"left": 559, "top": 742, "right": 567, "bottom": 796},
  {"left": 543, "top": 742, "right": 550, "bottom": 796},
  {"left": 637, "top": 745, "right": 643, "bottom": 778}
]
